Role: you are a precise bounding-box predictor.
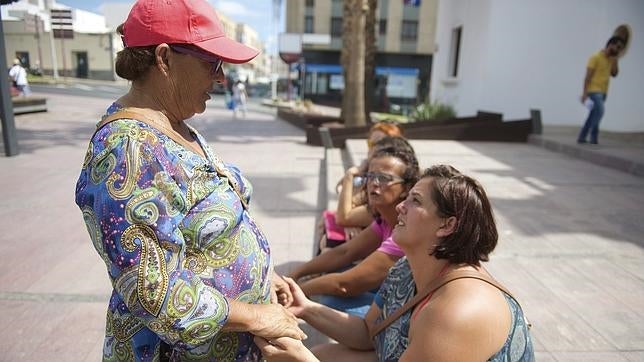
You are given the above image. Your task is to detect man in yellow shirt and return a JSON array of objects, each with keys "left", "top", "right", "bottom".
[{"left": 577, "top": 36, "right": 625, "bottom": 144}]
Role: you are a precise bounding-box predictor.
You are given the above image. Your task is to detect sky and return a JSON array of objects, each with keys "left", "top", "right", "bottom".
[{"left": 57, "top": 0, "right": 284, "bottom": 52}]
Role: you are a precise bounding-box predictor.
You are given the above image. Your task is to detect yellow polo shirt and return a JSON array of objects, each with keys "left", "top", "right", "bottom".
[{"left": 587, "top": 51, "right": 613, "bottom": 94}]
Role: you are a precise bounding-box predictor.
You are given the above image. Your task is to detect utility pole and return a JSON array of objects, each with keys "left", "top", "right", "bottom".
[
  {"left": 50, "top": 8, "right": 73, "bottom": 79},
  {"left": 44, "top": 0, "right": 59, "bottom": 79},
  {"left": 35, "top": 14, "right": 43, "bottom": 71},
  {"left": 271, "top": 0, "right": 282, "bottom": 100},
  {"left": 0, "top": 9, "right": 19, "bottom": 156}
]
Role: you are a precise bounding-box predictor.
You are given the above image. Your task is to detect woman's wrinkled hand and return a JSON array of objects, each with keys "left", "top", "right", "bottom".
[
  {"left": 250, "top": 303, "right": 307, "bottom": 341},
  {"left": 271, "top": 273, "right": 293, "bottom": 307},
  {"left": 254, "top": 336, "right": 319, "bottom": 362}
]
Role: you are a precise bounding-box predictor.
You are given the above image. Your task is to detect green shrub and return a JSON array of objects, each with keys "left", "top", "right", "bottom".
[{"left": 411, "top": 101, "right": 456, "bottom": 122}]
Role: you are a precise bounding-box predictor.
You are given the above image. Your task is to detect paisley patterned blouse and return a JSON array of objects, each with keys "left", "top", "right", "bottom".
[
  {"left": 373, "top": 258, "right": 534, "bottom": 362},
  {"left": 75, "top": 104, "right": 271, "bottom": 361}
]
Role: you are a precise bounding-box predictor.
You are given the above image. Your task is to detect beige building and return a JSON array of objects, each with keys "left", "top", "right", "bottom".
[
  {"left": 3, "top": 0, "right": 270, "bottom": 83},
  {"left": 234, "top": 23, "right": 266, "bottom": 84},
  {"left": 285, "top": 0, "right": 437, "bottom": 110},
  {"left": 3, "top": 0, "right": 119, "bottom": 80}
]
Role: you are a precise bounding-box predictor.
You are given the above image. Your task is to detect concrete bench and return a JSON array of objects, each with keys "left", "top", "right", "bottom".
[{"left": 12, "top": 96, "right": 47, "bottom": 115}]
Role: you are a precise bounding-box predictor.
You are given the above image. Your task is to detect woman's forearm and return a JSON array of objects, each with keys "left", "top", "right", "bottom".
[
  {"left": 300, "top": 273, "right": 344, "bottom": 296},
  {"left": 301, "top": 252, "right": 397, "bottom": 297},
  {"left": 301, "top": 301, "right": 373, "bottom": 350},
  {"left": 223, "top": 299, "right": 257, "bottom": 332},
  {"left": 224, "top": 299, "right": 306, "bottom": 340},
  {"left": 337, "top": 204, "right": 373, "bottom": 227}
]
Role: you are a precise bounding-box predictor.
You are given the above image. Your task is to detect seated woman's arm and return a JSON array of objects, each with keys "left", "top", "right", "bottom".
[
  {"left": 288, "top": 226, "right": 381, "bottom": 281},
  {"left": 286, "top": 277, "right": 376, "bottom": 351},
  {"left": 299, "top": 251, "right": 399, "bottom": 297},
  {"left": 336, "top": 204, "right": 373, "bottom": 228},
  {"left": 335, "top": 166, "right": 372, "bottom": 228}
]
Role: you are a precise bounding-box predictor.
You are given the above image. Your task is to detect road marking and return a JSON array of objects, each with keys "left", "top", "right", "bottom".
[{"left": 72, "top": 84, "right": 94, "bottom": 91}]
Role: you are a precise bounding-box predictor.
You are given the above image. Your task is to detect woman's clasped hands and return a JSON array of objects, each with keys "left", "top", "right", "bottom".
[{"left": 255, "top": 277, "right": 319, "bottom": 362}]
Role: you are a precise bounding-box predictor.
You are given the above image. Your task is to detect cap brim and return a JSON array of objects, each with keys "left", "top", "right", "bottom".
[{"left": 194, "top": 36, "right": 259, "bottom": 64}]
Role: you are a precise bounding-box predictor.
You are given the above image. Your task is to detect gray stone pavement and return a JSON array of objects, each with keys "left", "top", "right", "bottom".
[
  {"left": 1, "top": 91, "right": 643, "bottom": 361},
  {"left": 529, "top": 126, "right": 644, "bottom": 177}
]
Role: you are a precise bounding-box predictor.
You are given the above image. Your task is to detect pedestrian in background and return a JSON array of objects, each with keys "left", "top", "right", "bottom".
[
  {"left": 8, "top": 58, "right": 31, "bottom": 97},
  {"left": 232, "top": 79, "right": 248, "bottom": 118},
  {"left": 577, "top": 36, "right": 625, "bottom": 145}
]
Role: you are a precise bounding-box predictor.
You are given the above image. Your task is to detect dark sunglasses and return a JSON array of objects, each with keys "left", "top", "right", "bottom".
[
  {"left": 364, "top": 172, "right": 405, "bottom": 186},
  {"left": 170, "top": 44, "right": 223, "bottom": 76}
]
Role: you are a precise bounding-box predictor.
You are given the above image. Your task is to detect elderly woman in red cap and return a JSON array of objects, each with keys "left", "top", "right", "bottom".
[{"left": 74, "top": 0, "right": 305, "bottom": 360}]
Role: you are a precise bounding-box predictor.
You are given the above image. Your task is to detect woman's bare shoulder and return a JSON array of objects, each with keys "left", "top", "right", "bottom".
[{"left": 405, "top": 279, "right": 511, "bottom": 360}]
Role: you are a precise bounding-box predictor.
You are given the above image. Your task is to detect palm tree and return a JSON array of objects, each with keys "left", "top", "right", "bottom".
[
  {"left": 364, "top": 0, "right": 377, "bottom": 121},
  {"left": 340, "top": 0, "right": 368, "bottom": 127}
]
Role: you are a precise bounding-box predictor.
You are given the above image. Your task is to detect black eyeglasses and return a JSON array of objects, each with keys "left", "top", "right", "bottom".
[
  {"left": 170, "top": 44, "right": 223, "bottom": 76},
  {"left": 364, "top": 172, "right": 405, "bottom": 186}
]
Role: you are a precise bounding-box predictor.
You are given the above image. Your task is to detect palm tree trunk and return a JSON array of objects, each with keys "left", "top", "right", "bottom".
[
  {"left": 341, "top": 0, "right": 367, "bottom": 127},
  {"left": 364, "top": 0, "right": 377, "bottom": 122}
]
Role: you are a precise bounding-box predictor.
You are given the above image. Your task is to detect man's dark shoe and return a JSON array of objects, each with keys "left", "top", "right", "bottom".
[{"left": 577, "top": 140, "right": 587, "bottom": 144}]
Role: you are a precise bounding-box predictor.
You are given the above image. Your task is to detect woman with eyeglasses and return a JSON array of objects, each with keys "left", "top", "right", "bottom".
[
  {"left": 333, "top": 122, "right": 404, "bottom": 229},
  {"left": 318, "top": 135, "right": 410, "bottom": 254},
  {"left": 288, "top": 144, "right": 419, "bottom": 317},
  {"left": 74, "top": 0, "right": 305, "bottom": 360}
]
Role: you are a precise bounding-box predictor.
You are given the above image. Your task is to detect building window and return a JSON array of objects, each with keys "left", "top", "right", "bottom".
[
  {"left": 331, "top": 17, "right": 343, "bottom": 38},
  {"left": 305, "top": 16, "right": 314, "bottom": 33},
  {"left": 401, "top": 20, "right": 418, "bottom": 41},
  {"left": 305, "top": 0, "right": 314, "bottom": 7},
  {"left": 379, "top": 19, "right": 387, "bottom": 35},
  {"left": 449, "top": 26, "right": 462, "bottom": 77}
]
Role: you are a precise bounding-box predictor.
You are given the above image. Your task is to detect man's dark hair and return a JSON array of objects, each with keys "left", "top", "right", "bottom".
[
  {"left": 606, "top": 36, "right": 626, "bottom": 48},
  {"left": 423, "top": 165, "right": 498, "bottom": 265}
]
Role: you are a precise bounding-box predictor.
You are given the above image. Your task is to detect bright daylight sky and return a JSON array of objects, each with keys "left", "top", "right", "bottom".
[{"left": 57, "top": 0, "right": 284, "bottom": 52}]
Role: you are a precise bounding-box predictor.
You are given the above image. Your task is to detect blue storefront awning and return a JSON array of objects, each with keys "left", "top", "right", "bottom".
[{"left": 305, "top": 64, "right": 419, "bottom": 76}]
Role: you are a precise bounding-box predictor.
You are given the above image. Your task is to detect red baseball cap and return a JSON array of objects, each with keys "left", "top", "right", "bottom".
[{"left": 122, "top": 0, "right": 259, "bottom": 64}]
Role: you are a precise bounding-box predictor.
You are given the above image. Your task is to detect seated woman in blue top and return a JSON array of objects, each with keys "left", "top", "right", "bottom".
[{"left": 255, "top": 165, "right": 535, "bottom": 362}]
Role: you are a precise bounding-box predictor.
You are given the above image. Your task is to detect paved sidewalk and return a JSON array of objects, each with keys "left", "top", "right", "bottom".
[
  {"left": 529, "top": 126, "right": 644, "bottom": 177},
  {"left": 1, "top": 91, "right": 643, "bottom": 361}
]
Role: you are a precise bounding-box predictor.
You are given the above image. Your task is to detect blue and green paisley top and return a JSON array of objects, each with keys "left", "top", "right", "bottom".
[{"left": 75, "top": 104, "right": 271, "bottom": 361}]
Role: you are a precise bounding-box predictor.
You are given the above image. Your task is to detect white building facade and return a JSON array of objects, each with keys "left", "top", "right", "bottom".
[{"left": 430, "top": 0, "right": 643, "bottom": 132}]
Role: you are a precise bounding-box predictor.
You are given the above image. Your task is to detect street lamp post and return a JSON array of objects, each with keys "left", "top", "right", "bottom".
[
  {"left": 0, "top": 6, "right": 19, "bottom": 156},
  {"left": 271, "top": 0, "right": 282, "bottom": 100}
]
